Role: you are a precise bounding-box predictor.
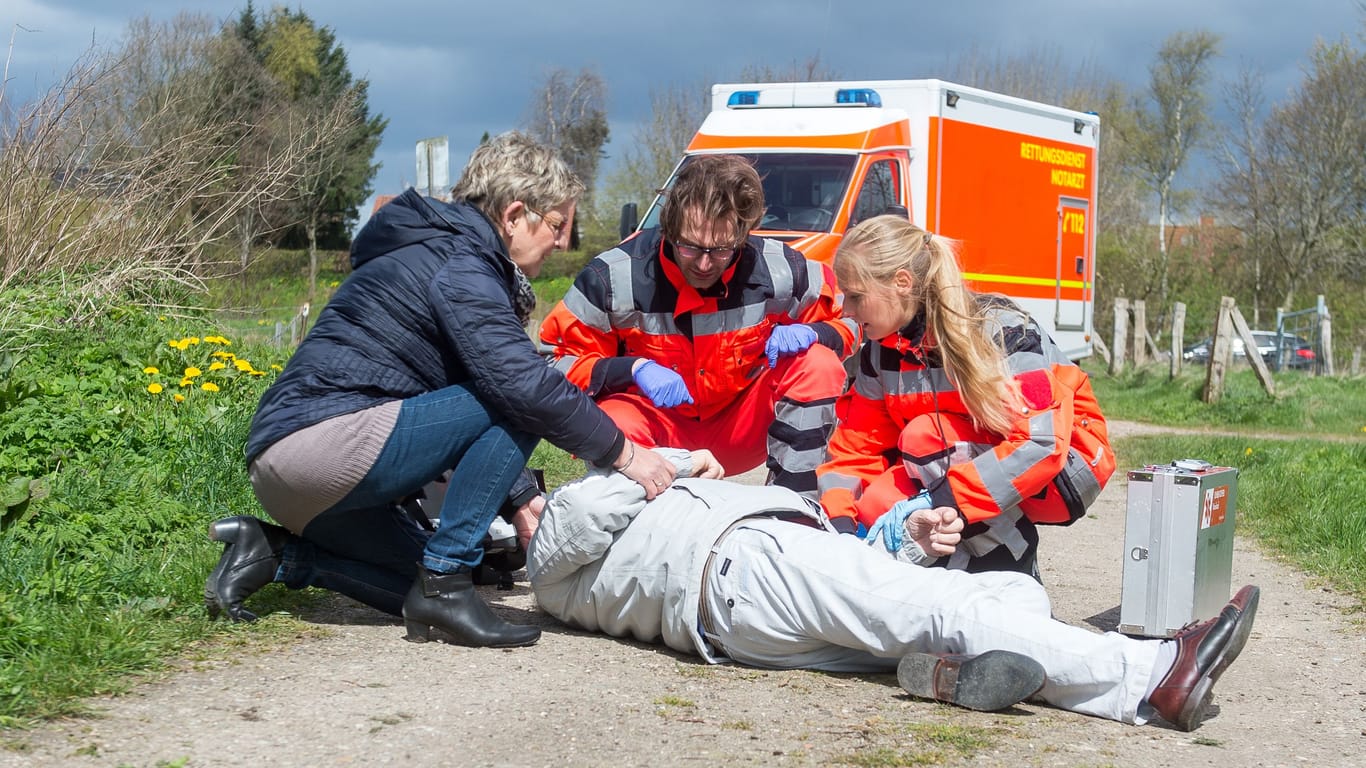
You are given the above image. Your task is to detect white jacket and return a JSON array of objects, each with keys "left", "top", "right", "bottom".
[{"left": 527, "top": 450, "right": 831, "bottom": 661}]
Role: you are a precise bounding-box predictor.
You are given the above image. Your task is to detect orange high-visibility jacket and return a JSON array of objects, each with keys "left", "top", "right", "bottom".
[
  {"left": 538, "top": 229, "right": 858, "bottom": 421},
  {"left": 818, "top": 298, "right": 1114, "bottom": 529}
]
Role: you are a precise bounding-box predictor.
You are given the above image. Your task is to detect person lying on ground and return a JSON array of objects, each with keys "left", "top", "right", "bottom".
[{"left": 528, "top": 448, "right": 1258, "bottom": 731}]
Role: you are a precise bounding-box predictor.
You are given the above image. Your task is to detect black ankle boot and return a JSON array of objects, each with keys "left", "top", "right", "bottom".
[
  {"left": 402, "top": 564, "right": 541, "bottom": 648},
  {"left": 204, "top": 515, "right": 290, "bottom": 622}
]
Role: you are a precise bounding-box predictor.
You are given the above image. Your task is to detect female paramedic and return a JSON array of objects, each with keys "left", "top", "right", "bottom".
[{"left": 816, "top": 215, "right": 1115, "bottom": 578}]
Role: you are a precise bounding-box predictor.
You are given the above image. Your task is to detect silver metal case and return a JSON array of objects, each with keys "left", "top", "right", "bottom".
[{"left": 1119, "top": 462, "right": 1238, "bottom": 637}]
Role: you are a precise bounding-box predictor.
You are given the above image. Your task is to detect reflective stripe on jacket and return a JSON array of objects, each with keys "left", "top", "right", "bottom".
[
  {"left": 537, "top": 228, "right": 858, "bottom": 421},
  {"left": 817, "top": 298, "right": 1113, "bottom": 528}
]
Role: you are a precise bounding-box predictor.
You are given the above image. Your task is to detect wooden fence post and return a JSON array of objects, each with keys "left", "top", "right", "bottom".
[
  {"left": 1229, "top": 303, "right": 1275, "bottom": 397},
  {"left": 1093, "top": 335, "right": 1111, "bottom": 366},
  {"left": 1204, "top": 297, "right": 1235, "bottom": 403},
  {"left": 1110, "top": 298, "right": 1129, "bottom": 375},
  {"left": 1170, "top": 302, "right": 1186, "bottom": 379},
  {"left": 1132, "top": 300, "right": 1147, "bottom": 367},
  {"left": 1319, "top": 295, "right": 1335, "bottom": 376}
]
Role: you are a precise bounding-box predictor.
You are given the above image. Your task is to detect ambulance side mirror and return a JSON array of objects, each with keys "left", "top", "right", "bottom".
[{"left": 619, "top": 203, "right": 639, "bottom": 242}]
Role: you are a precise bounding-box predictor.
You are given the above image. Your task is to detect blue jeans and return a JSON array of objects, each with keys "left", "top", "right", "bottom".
[{"left": 278, "top": 384, "right": 538, "bottom": 615}]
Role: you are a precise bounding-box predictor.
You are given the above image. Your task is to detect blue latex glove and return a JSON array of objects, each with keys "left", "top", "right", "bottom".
[
  {"left": 865, "top": 491, "right": 934, "bottom": 554},
  {"left": 765, "top": 324, "right": 819, "bottom": 367},
  {"left": 632, "top": 360, "right": 694, "bottom": 409}
]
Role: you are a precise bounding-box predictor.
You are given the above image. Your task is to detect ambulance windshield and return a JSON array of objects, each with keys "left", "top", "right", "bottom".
[{"left": 639, "top": 153, "right": 857, "bottom": 234}]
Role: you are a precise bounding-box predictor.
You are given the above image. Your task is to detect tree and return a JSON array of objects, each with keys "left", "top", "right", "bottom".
[
  {"left": 232, "top": 5, "right": 386, "bottom": 260},
  {"left": 1213, "top": 39, "right": 1366, "bottom": 337},
  {"left": 0, "top": 16, "right": 337, "bottom": 316},
  {"left": 1124, "top": 30, "right": 1220, "bottom": 315},
  {"left": 526, "top": 67, "right": 609, "bottom": 244},
  {"left": 598, "top": 80, "right": 709, "bottom": 229}
]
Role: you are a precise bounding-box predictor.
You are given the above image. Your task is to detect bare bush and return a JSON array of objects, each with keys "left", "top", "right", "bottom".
[{"left": 0, "top": 28, "right": 356, "bottom": 338}]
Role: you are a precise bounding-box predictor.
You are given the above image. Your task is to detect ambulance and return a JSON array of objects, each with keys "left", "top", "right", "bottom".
[{"left": 620, "top": 79, "right": 1101, "bottom": 360}]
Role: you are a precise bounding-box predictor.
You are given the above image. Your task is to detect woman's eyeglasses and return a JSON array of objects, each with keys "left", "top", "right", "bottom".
[{"left": 527, "top": 207, "right": 567, "bottom": 236}]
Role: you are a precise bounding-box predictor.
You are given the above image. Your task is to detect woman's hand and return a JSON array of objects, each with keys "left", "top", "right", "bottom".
[
  {"left": 689, "top": 449, "right": 726, "bottom": 479},
  {"left": 614, "top": 440, "right": 677, "bottom": 500}
]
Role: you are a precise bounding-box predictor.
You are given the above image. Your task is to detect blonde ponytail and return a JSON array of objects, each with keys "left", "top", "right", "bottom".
[{"left": 836, "top": 216, "right": 1018, "bottom": 436}]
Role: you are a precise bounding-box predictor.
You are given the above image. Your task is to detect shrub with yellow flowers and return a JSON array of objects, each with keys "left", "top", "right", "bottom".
[{"left": 141, "top": 333, "right": 283, "bottom": 406}]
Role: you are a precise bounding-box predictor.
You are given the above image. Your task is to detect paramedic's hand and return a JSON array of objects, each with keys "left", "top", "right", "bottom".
[
  {"left": 866, "top": 491, "right": 934, "bottom": 554},
  {"left": 688, "top": 449, "right": 726, "bottom": 479},
  {"left": 907, "top": 506, "right": 963, "bottom": 557},
  {"left": 511, "top": 495, "right": 545, "bottom": 551},
  {"left": 632, "top": 360, "right": 694, "bottom": 409},
  {"left": 765, "top": 324, "right": 819, "bottom": 368}
]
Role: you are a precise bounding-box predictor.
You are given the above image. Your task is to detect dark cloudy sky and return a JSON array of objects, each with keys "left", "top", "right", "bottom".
[{"left": 5, "top": 1, "right": 1362, "bottom": 228}]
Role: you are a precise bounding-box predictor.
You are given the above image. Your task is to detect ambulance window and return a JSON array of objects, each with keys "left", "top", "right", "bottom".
[{"left": 851, "top": 160, "right": 900, "bottom": 227}]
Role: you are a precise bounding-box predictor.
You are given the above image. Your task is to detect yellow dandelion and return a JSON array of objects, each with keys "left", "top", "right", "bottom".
[
  {"left": 211, "top": 351, "right": 234, "bottom": 359},
  {"left": 173, "top": 393, "right": 185, "bottom": 403},
  {"left": 158, "top": 315, "right": 167, "bottom": 322},
  {"left": 208, "top": 361, "right": 226, "bottom": 371},
  {"left": 184, "top": 366, "right": 202, "bottom": 378},
  {"left": 249, "top": 370, "right": 266, "bottom": 377},
  {"left": 234, "top": 359, "right": 254, "bottom": 372},
  {"left": 166, "top": 340, "right": 178, "bottom": 348},
  {"left": 270, "top": 364, "right": 283, "bottom": 371},
  {"left": 1244, "top": 447, "right": 1253, "bottom": 456},
  {"left": 146, "top": 382, "right": 164, "bottom": 394},
  {"left": 179, "top": 377, "right": 193, "bottom": 387},
  {"left": 187, "top": 337, "right": 201, "bottom": 345},
  {"left": 257, "top": 319, "right": 267, "bottom": 326},
  {"left": 201, "top": 382, "right": 220, "bottom": 392},
  {"left": 143, "top": 366, "right": 159, "bottom": 375},
  {"left": 175, "top": 339, "right": 191, "bottom": 351}
]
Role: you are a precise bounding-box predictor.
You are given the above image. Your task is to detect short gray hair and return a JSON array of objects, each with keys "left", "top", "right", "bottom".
[{"left": 450, "top": 131, "right": 584, "bottom": 222}]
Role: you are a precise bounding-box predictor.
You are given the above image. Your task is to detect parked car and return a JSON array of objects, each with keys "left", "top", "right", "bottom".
[{"left": 1183, "top": 331, "right": 1316, "bottom": 370}]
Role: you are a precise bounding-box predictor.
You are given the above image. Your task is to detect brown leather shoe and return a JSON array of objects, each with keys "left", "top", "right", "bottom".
[
  {"left": 897, "top": 650, "right": 1045, "bottom": 712},
  {"left": 1148, "top": 584, "right": 1260, "bottom": 731}
]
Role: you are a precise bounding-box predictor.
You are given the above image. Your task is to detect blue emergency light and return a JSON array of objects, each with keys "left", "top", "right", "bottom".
[
  {"left": 727, "top": 90, "right": 760, "bottom": 107},
  {"left": 835, "top": 88, "right": 882, "bottom": 107}
]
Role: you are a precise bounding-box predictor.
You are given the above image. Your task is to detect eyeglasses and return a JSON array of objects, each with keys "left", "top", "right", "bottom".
[
  {"left": 672, "top": 239, "right": 740, "bottom": 262},
  {"left": 527, "top": 206, "right": 568, "bottom": 237}
]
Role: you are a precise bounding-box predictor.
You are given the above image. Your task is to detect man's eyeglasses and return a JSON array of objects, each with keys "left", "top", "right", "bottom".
[
  {"left": 527, "top": 206, "right": 568, "bottom": 236},
  {"left": 672, "top": 240, "right": 740, "bottom": 262}
]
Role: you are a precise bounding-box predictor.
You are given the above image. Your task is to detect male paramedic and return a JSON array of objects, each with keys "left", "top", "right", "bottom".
[
  {"left": 527, "top": 448, "right": 1260, "bottom": 732},
  {"left": 538, "top": 154, "right": 857, "bottom": 499}
]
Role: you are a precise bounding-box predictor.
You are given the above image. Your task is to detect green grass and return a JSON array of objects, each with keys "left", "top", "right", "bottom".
[
  {"left": 1111, "top": 433, "right": 1366, "bottom": 602},
  {"left": 1086, "top": 361, "right": 1365, "bottom": 603},
  {"left": 1085, "top": 361, "right": 1366, "bottom": 437},
  {"left": 3, "top": 248, "right": 1362, "bottom": 728}
]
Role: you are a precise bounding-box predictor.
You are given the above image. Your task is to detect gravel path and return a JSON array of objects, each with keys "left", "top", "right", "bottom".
[{"left": 2, "top": 421, "right": 1363, "bottom": 767}]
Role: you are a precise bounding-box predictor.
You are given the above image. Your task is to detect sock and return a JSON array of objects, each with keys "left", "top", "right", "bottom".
[{"left": 1144, "top": 640, "right": 1179, "bottom": 697}]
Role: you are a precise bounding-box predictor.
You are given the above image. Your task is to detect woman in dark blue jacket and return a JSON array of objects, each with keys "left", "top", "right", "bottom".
[{"left": 204, "top": 132, "right": 677, "bottom": 648}]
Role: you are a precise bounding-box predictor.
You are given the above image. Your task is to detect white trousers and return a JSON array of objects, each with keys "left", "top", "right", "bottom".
[{"left": 701, "top": 518, "right": 1158, "bottom": 723}]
